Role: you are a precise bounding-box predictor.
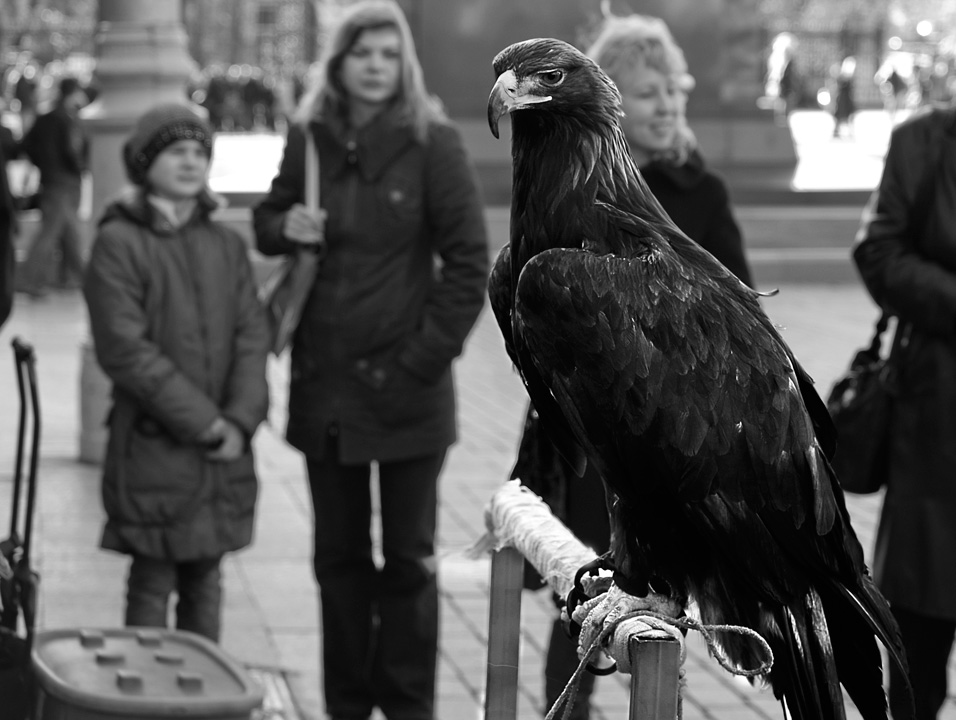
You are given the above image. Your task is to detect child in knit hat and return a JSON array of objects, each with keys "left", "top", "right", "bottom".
[{"left": 83, "top": 102, "right": 270, "bottom": 642}]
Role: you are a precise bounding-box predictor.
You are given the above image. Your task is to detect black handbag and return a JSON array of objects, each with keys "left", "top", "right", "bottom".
[
  {"left": 826, "top": 314, "right": 901, "bottom": 494},
  {"left": 258, "top": 129, "right": 322, "bottom": 356}
]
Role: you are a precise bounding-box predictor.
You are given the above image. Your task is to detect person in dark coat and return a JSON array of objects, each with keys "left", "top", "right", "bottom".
[
  {"left": 513, "top": 13, "right": 753, "bottom": 719},
  {"left": 252, "top": 2, "right": 489, "bottom": 718},
  {"left": 83, "top": 103, "right": 270, "bottom": 643},
  {"left": 639, "top": 149, "right": 752, "bottom": 285},
  {"left": 831, "top": 56, "right": 858, "bottom": 139},
  {"left": 854, "top": 105, "right": 956, "bottom": 720},
  {"left": 0, "top": 120, "right": 17, "bottom": 328},
  {"left": 16, "top": 76, "right": 89, "bottom": 297}
]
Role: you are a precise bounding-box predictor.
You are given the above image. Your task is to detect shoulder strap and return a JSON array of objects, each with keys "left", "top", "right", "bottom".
[
  {"left": 305, "top": 130, "right": 320, "bottom": 212},
  {"left": 867, "top": 312, "right": 890, "bottom": 355}
]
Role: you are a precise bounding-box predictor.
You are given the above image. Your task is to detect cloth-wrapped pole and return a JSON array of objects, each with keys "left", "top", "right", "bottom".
[
  {"left": 470, "top": 479, "right": 600, "bottom": 599},
  {"left": 470, "top": 477, "right": 686, "bottom": 717},
  {"left": 469, "top": 480, "right": 682, "bottom": 659}
]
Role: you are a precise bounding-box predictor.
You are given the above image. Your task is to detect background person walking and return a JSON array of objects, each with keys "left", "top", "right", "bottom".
[
  {"left": 831, "top": 56, "right": 858, "bottom": 139},
  {"left": 0, "top": 116, "right": 17, "bottom": 327},
  {"left": 16, "top": 76, "right": 89, "bottom": 297}
]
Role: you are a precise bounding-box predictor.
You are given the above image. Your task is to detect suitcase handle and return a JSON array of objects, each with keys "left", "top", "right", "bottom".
[
  {"left": 11, "top": 337, "right": 34, "bottom": 363},
  {"left": 9, "top": 338, "right": 40, "bottom": 564}
]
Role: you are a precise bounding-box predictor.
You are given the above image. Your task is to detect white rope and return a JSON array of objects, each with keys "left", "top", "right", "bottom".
[{"left": 467, "top": 479, "right": 598, "bottom": 599}]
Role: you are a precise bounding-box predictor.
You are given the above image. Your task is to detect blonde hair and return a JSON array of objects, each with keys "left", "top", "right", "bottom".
[
  {"left": 294, "top": 0, "right": 445, "bottom": 142},
  {"left": 585, "top": 12, "right": 697, "bottom": 164}
]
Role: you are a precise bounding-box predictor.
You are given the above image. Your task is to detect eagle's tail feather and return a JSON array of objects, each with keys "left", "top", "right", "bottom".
[
  {"left": 769, "top": 590, "right": 847, "bottom": 720},
  {"left": 822, "top": 577, "right": 912, "bottom": 720}
]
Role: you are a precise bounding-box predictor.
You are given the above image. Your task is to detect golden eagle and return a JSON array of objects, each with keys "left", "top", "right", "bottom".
[{"left": 486, "top": 37, "right": 910, "bottom": 720}]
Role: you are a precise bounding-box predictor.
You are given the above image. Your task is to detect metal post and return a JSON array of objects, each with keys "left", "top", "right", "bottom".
[
  {"left": 627, "top": 635, "right": 681, "bottom": 720},
  {"left": 484, "top": 546, "right": 523, "bottom": 720}
]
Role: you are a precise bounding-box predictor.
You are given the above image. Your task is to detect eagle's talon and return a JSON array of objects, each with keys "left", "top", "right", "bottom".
[{"left": 563, "top": 554, "right": 617, "bottom": 637}]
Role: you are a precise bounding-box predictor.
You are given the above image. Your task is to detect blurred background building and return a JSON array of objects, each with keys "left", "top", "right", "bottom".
[
  {"left": 3, "top": 0, "right": 955, "bottom": 122},
  {"left": 1, "top": 0, "right": 956, "bottom": 200}
]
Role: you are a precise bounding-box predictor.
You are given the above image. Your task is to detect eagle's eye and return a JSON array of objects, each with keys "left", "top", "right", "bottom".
[{"left": 538, "top": 69, "right": 565, "bottom": 86}]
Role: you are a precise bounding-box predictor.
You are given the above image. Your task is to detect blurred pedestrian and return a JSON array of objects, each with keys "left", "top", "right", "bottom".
[
  {"left": 876, "top": 59, "right": 910, "bottom": 124},
  {"left": 83, "top": 103, "right": 270, "bottom": 643},
  {"left": 831, "top": 56, "right": 857, "bottom": 139},
  {"left": 916, "top": 58, "right": 934, "bottom": 108},
  {"left": 0, "top": 115, "right": 17, "bottom": 328},
  {"left": 766, "top": 32, "right": 802, "bottom": 125},
  {"left": 514, "top": 12, "right": 754, "bottom": 719},
  {"left": 201, "top": 65, "right": 229, "bottom": 131},
  {"left": 854, "top": 104, "right": 956, "bottom": 720},
  {"left": 15, "top": 76, "right": 89, "bottom": 297},
  {"left": 13, "top": 61, "right": 38, "bottom": 133},
  {"left": 252, "top": 1, "right": 489, "bottom": 718}
]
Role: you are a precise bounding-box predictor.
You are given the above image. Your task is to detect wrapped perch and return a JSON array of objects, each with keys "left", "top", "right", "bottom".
[
  {"left": 470, "top": 479, "right": 600, "bottom": 599},
  {"left": 470, "top": 480, "right": 683, "bottom": 720}
]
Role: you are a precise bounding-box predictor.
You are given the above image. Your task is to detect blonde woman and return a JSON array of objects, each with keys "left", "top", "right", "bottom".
[
  {"left": 586, "top": 12, "right": 751, "bottom": 286},
  {"left": 253, "top": 2, "right": 489, "bottom": 719}
]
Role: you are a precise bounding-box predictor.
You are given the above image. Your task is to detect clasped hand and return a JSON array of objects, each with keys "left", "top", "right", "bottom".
[
  {"left": 197, "top": 416, "right": 245, "bottom": 462},
  {"left": 283, "top": 204, "right": 327, "bottom": 248}
]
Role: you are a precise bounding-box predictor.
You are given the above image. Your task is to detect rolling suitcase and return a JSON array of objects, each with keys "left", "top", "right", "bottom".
[{"left": 0, "top": 337, "right": 42, "bottom": 719}]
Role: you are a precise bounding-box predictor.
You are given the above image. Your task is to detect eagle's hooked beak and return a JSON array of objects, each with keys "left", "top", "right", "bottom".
[{"left": 487, "top": 69, "right": 552, "bottom": 139}]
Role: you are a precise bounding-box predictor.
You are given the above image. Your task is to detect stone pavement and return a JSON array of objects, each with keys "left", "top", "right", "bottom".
[{"left": 3, "top": 273, "right": 955, "bottom": 720}]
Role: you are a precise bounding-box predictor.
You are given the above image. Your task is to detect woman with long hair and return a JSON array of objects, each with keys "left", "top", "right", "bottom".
[{"left": 253, "top": 2, "right": 489, "bottom": 718}]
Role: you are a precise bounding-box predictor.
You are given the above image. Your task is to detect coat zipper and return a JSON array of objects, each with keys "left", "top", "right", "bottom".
[
  {"left": 327, "top": 133, "right": 360, "bottom": 427},
  {"left": 343, "top": 134, "right": 359, "bottom": 231},
  {"left": 181, "top": 225, "right": 214, "bottom": 393}
]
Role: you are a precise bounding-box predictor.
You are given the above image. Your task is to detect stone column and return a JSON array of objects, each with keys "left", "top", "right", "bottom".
[{"left": 78, "top": 0, "right": 197, "bottom": 463}]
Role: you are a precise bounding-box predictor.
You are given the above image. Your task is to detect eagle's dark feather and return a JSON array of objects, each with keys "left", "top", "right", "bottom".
[{"left": 487, "top": 38, "right": 910, "bottom": 720}]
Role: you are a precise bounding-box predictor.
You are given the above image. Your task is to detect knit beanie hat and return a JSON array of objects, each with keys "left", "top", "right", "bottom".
[{"left": 123, "top": 103, "right": 213, "bottom": 185}]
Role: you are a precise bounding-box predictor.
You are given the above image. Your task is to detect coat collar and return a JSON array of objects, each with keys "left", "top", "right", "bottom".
[
  {"left": 100, "top": 185, "right": 224, "bottom": 235},
  {"left": 641, "top": 147, "right": 707, "bottom": 191},
  {"left": 315, "top": 104, "right": 418, "bottom": 182}
]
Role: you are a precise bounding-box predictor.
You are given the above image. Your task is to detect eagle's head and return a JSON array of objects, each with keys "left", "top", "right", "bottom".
[{"left": 487, "top": 38, "right": 623, "bottom": 139}]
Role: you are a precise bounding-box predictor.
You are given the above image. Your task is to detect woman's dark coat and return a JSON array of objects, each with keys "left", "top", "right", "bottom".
[
  {"left": 253, "top": 109, "right": 489, "bottom": 463},
  {"left": 853, "top": 106, "right": 956, "bottom": 620},
  {"left": 84, "top": 192, "right": 270, "bottom": 561},
  {"left": 640, "top": 149, "right": 753, "bottom": 287}
]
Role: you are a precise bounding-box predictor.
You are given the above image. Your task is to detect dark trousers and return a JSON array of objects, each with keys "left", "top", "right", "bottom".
[
  {"left": 306, "top": 445, "right": 445, "bottom": 720},
  {"left": 545, "top": 616, "right": 597, "bottom": 720},
  {"left": 16, "top": 182, "right": 84, "bottom": 293},
  {"left": 889, "top": 605, "right": 956, "bottom": 720},
  {"left": 124, "top": 555, "right": 223, "bottom": 642}
]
